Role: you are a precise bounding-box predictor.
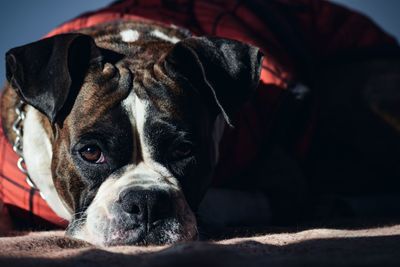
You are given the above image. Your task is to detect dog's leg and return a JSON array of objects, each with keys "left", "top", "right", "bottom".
[
  {"left": 198, "top": 188, "right": 272, "bottom": 229},
  {"left": 310, "top": 59, "right": 400, "bottom": 194},
  {"left": 197, "top": 144, "right": 307, "bottom": 236}
]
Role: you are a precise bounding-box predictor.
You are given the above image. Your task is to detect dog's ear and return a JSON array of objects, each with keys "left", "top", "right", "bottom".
[
  {"left": 163, "top": 36, "right": 263, "bottom": 126},
  {"left": 5, "top": 33, "right": 102, "bottom": 123}
]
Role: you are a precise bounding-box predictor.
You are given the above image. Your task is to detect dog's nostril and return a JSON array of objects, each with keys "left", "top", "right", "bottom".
[
  {"left": 125, "top": 203, "right": 141, "bottom": 215},
  {"left": 151, "top": 198, "right": 173, "bottom": 223},
  {"left": 119, "top": 190, "right": 144, "bottom": 215}
]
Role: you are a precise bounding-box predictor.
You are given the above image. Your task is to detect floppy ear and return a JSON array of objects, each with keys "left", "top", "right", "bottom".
[
  {"left": 5, "top": 33, "right": 102, "bottom": 123},
  {"left": 163, "top": 36, "right": 263, "bottom": 126}
]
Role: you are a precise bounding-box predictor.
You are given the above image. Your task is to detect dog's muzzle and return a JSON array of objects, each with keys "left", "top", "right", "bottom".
[{"left": 67, "top": 163, "right": 198, "bottom": 246}]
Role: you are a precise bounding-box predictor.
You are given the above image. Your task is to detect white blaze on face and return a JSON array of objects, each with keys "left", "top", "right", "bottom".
[
  {"left": 121, "top": 90, "right": 177, "bottom": 182},
  {"left": 120, "top": 29, "right": 140, "bottom": 43}
]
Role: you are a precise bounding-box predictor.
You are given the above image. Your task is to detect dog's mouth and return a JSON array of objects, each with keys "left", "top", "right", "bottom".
[
  {"left": 99, "top": 218, "right": 192, "bottom": 246},
  {"left": 67, "top": 189, "right": 198, "bottom": 246}
]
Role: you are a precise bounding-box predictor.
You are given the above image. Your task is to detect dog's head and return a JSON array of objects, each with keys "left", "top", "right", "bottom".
[{"left": 5, "top": 27, "right": 262, "bottom": 246}]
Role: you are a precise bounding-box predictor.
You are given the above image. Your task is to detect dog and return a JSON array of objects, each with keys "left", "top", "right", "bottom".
[{"left": 1, "top": 0, "right": 400, "bottom": 246}]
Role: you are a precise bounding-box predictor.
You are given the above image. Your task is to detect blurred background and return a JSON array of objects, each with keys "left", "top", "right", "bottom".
[{"left": 0, "top": 0, "right": 399, "bottom": 86}]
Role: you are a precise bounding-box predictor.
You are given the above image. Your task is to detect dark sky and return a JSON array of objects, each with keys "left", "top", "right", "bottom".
[{"left": 0, "top": 0, "right": 399, "bottom": 86}]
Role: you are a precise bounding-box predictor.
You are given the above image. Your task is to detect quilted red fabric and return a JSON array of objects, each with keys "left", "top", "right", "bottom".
[{"left": 1, "top": 0, "right": 398, "bottom": 227}]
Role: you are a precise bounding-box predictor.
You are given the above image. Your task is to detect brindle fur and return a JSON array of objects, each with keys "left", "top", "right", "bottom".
[{"left": 1, "top": 20, "right": 192, "bottom": 214}]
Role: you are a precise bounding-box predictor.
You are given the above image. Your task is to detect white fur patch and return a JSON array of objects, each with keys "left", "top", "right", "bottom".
[
  {"left": 150, "top": 30, "right": 180, "bottom": 44},
  {"left": 23, "top": 106, "right": 71, "bottom": 221},
  {"left": 120, "top": 29, "right": 140, "bottom": 42}
]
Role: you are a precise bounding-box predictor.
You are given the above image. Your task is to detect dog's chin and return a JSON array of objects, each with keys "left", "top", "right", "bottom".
[
  {"left": 68, "top": 217, "right": 198, "bottom": 246},
  {"left": 104, "top": 220, "right": 193, "bottom": 246}
]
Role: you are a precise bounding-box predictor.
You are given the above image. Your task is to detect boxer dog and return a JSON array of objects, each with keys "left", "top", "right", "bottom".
[{"left": 2, "top": 21, "right": 263, "bottom": 246}]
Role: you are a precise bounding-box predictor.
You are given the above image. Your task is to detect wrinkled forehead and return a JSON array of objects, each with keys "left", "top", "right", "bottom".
[
  {"left": 63, "top": 59, "right": 194, "bottom": 146},
  {"left": 62, "top": 25, "right": 203, "bottom": 143},
  {"left": 121, "top": 71, "right": 201, "bottom": 142},
  {"left": 64, "top": 21, "right": 194, "bottom": 124}
]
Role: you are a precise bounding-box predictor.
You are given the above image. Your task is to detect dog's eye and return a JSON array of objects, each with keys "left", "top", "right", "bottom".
[
  {"left": 79, "top": 145, "right": 105, "bottom": 164},
  {"left": 172, "top": 142, "right": 193, "bottom": 160}
]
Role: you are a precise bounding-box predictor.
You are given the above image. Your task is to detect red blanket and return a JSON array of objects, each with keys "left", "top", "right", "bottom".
[{"left": 1, "top": 0, "right": 398, "bottom": 228}]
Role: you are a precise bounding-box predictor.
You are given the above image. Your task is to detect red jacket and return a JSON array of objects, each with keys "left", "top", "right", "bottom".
[{"left": 1, "top": 0, "right": 398, "bottom": 228}]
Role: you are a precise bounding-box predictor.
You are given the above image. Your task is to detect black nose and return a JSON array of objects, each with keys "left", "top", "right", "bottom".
[{"left": 118, "top": 188, "right": 174, "bottom": 224}]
